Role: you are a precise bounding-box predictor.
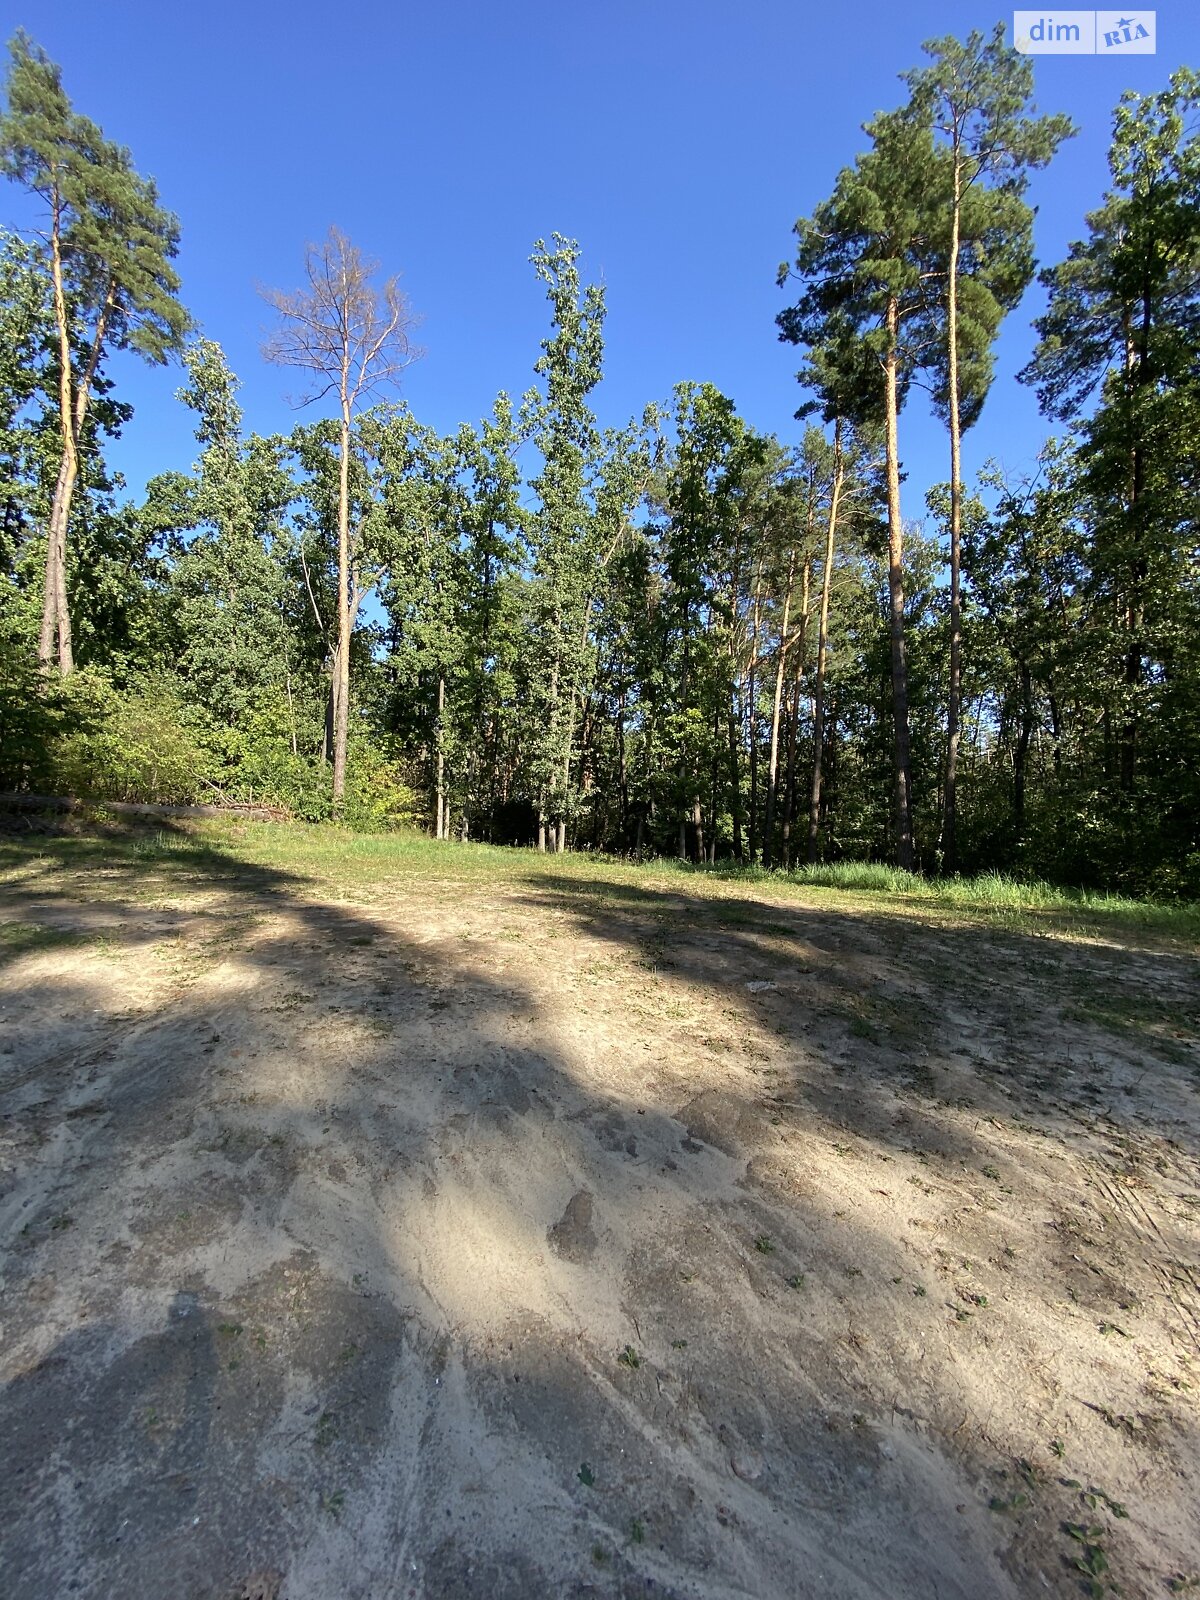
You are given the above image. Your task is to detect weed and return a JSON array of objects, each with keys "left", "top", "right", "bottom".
[
  {"left": 629, "top": 1518, "right": 646, "bottom": 1545},
  {"left": 1063, "top": 1523, "right": 1112, "bottom": 1597},
  {"left": 988, "top": 1492, "right": 1030, "bottom": 1514},
  {"left": 754, "top": 1235, "right": 774, "bottom": 1254},
  {"left": 578, "top": 1463, "right": 595, "bottom": 1487},
  {"left": 787, "top": 1274, "right": 807, "bottom": 1290},
  {"left": 618, "top": 1345, "right": 641, "bottom": 1370},
  {"left": 322, "top": 1490, "right": 345, "bottom": 1518},
  {"left": 1082, "top": 1487, "right": 1128, "bottom": 1518}
]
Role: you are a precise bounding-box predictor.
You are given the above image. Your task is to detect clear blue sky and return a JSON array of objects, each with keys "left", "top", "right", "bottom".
[{"left": 7, "top": 0, "right": 1199, "bottom": 515}]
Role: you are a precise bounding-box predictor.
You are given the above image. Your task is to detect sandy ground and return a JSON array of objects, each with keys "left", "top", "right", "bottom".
[{"left": 1, "top": 829, "right": 1198, "bottom": 1599}]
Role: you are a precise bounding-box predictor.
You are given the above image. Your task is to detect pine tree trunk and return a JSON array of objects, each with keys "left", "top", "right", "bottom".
[
  {"left": 808, "top": 419, "right": 843, "bottom": 863},
  {"left": 762, "top": 553, "right": 796, "bottom": 870},
  {"left": 884, "top": 294, "right": 916, "bottom": 870},
  {"left": 42, "top": 208, "right": 80, "bottom": 675},
  {"left": 780, "top": 677, "right": 800, "bottom": 870},
  {"left": 943, "top": 152, "right": 964, "bottom": 873},
  {"left": 747, "top": 573, "right": 763, "bottom": 861},
  {"left": 40, "top": 457, "right": 75, "bottom": 671}
]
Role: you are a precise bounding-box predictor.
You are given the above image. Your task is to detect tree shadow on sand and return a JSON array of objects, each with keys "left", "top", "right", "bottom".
[{"left": 1, "top": 824, "right": 1197, "bottom": 1598}]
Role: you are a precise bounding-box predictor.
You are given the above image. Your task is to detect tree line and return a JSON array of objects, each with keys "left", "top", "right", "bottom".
[{"left": 0, "top": 29, "right": 1197, "bottom": 894}]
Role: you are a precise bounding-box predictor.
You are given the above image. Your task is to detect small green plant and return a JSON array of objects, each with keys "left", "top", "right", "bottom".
[
  {"left": 629, "top": 1518, "right": 645, "bottom": 1545},
  {"left": 787, "top": 1273, "right": 806, "bottom": 1290},
  {"left": 1050, "top": 1437, "right": 1066, "bottom": 1459},
  {"left": 1082, "top": 1487, "right": 1128, "bottom": 1518},
  {"left": 618, "top": 1345, "right": 641, "bottom": 1370},
  {"left": 1063, "top": 1523, "right": 1112, "bottom": 1597},
  {"left": 578, "top": 1463, "right": 595, "bottom": 1487},
  {"left": 322, "top": 1490, "right": 345, "bottom": 1519},
  {"left": 754, "top": 1235, "right": 774, "bottom": 1254},
  {"left": 988, "top": 1491, "right": 1029, "bottom": 1514}
]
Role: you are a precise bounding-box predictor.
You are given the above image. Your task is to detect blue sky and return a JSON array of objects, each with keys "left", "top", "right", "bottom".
[{"left": 7, "top": 0, "right": 1198, "bottom": 517}]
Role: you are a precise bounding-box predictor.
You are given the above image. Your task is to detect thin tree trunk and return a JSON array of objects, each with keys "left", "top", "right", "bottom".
[
  {"left": 884, "top": 294, "right": 915, "bottom": 870},
  {"left": 435, "top": 674, "right": 446, "bottom": 839},
  {"left": 728, "top": 686, "right": 743, "bottom": 861},
  {"left": 42, "top": 199, "right": 94, "bottom": 675},
  {"left": 332, "top": 401, "right": 353, "bottom": 814},
  {"left": 747, "top": 570, "right": 764, "bottom": 861},
  {"left": 617, "top": 693, "right": 629, "bottom": 845},
  {"left": 1013, "top": 660, "right": 1032, "bottom": 843},
  {"left": 943, "top": 149, "right": 964, "bottom": 872},
  {"left": 808, "top": 419, "right": 843, "bottom": 862},
  {"left": 781, "top": 677, "right": 800, "bottom": 870},
  {"left": 40, "top": 458, "right": 72, "bottom": 669},
  {"left": 762, "top": 551, "right": 797, "bottom": 870}
]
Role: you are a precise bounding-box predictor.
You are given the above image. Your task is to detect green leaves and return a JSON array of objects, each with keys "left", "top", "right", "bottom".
[{"left": 0, "top": 31, "right": 189, "bottom": 362}]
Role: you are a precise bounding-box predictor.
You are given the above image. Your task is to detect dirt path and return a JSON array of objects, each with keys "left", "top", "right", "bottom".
[{"left": 1, "top": 837, "right": 1198, "bottom": 1598}]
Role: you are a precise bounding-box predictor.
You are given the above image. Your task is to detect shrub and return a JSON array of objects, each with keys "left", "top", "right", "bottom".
[{"left": 52, "top": 673, "right": 211, "bottom": 804}]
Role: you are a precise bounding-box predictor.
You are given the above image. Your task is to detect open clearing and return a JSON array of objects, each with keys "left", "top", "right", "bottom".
[{"left": 1, "top": 822, "right": 1198, "bottom": 1600}]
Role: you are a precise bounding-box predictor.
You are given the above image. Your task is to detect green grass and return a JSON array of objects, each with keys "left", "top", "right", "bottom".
[{"left": 1, "top": 814, "right": 1196, "bottom": 948}]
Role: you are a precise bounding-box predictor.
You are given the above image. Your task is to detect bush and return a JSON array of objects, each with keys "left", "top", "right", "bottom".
[{"left": 52, "top": 673, "right": 211, "bottom": 804}]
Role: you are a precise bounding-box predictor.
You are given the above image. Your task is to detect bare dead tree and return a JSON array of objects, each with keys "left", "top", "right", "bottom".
[{"left": 261, "top": 226, "right": 421, "bottom": 811}]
